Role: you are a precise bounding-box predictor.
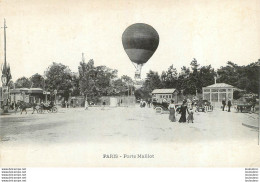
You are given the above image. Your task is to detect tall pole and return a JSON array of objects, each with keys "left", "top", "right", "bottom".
[
  {"left": 3, "top": 19, "right": 7, "bottom": 69},
  {"left": 82, "top": 52, "right": 85, "bottom": 63},
  {"left": 1, "top": 19, "right": 8, "bottom": 112}
]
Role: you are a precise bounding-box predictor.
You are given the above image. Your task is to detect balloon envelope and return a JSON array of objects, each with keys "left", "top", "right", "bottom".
[{"left": 122, "top": 23, "right": 159, "bottom": 65}]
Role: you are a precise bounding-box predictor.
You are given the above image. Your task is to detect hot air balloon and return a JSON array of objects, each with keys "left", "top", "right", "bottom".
[{"left": 122, "top": 23, "right": 159, "bottom": 80}]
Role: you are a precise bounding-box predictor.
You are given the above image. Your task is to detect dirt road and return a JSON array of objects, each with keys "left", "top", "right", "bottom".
[{"left": 0, "top": 106, "right": 259, "bottom": 167}]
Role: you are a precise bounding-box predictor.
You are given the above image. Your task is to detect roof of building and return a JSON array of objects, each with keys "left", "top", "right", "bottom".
[
  {"left": 10, "top": 88, "right": 43, "bottom": 94},
  {"left": 205, "top": 83, "right": 235, "bottom": 88},
  {"left": 152, "top": 89, "right": 177, "bottom": 94}
]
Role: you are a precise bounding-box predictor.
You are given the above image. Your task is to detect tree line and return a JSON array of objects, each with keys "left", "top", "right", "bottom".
[
  {"left": 137, "top": 59, "right": 259, "bottom": 100},
  {"left": 9, "top": 58, "right": 259, "bottom": 101},
  {"left": 8, "top": 59, "right": 134, "bottom": 102}
]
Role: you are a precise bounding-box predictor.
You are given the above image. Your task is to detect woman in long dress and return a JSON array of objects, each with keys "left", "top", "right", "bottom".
[
  {"left": 179, "top": 100, "right": 189, "bottom": 123},
  {"left": 168, "top": 100, "right": 176, "bottom": 122}
]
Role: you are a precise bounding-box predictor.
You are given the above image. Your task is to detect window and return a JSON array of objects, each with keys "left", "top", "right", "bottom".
[
  {"left": 166, "top": 95, "right": 168, "bottom": 98},
  {"left": 219, "top": 89, "right": 226, "bottom": 92},
  {"left": 211, "top": 93, "right": 218, "bottom": 102},
  {"left": 219, "top": 93, "right": 226, "bottom": 101},
  {"left": 203, "top": 89, "right": 210, "bottom": 92},
  {"left": 160, "top": 95, "right": 162, "bottom": 98},
  {"left": 211, "top": 89, "right": 218, "bottom": 92},
  {"left": 169, "top": 95, "right": 172, "bottom": 99}
]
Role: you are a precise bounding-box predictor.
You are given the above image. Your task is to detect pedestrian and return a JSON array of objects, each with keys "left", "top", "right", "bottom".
[
  {"left": 140, "top": 99, "right": 143, "bottom": 108},
  {"left": 222, "top": 99, "right": 226, "bottom": 111},
  {"left": 191, "top": 99, "right": 194, "bottom": 109},
  {"left": 168, "top": 100, "right": 176, "bottom": 122},
  {"left": 227, "top": 99, "right": 232, "bottom": 112},
  {"left": 187, "top": 107, "right": 194, "bottom": 123},
  {"left": 102, "top": 100, "right": 106, "bottom": 110},
  {"left": 85, "top": 98, "right": 88, "bottom": 110},
  {"left": 142, "top": 100, "right": 146, "bottom": 108},
  {"left": 251, "top": 98, "right": 256, "bottom": 113},
  {"left": 178, "top": 100, "right": 189, "bottom": 123},
  {"left": 204, "top": 101, "right": 208, "bottom": 112},
  {"left": 194, "top": 100, "right": 198, "bottom": 112},
  {"left": 147, "top": 99, "right": 151, "bottom": 108}
]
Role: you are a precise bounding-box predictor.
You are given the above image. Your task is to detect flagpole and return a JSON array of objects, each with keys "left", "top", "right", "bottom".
[{"left": 4, "top": 18, "right": 7, "bottom": 68}]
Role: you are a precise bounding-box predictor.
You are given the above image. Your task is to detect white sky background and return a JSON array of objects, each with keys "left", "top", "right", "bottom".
[{"left": 0, "top": 0, "right": 259, "bottom": 82}]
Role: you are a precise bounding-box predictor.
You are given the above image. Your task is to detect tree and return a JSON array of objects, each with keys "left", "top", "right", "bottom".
[
  {"left": 187, "top": 58, "right": 201, "bottom": 94},
  {"left": 15, "top": 77, "right": 32, "bottom": 88},
  {"left": 190, "top": 58, "right": 200, "bottom": 72},
  {"left": 71, "top": 73, "right": 80, "bottom": 96},
  {"left": 198, "top": 65, "right": 216, "bottom": 91},
  {"left": 95, "top": 65, "right": 118, "bottom": 96},
  {"left": 177, "top": 66, "right": 190, "bottom": 94},
  {"left": 45, "top": 62, "right": 73, "bottom": 98},
  {"left": 217, "top": 61, "right": 259, "bottom": 94},
  {"left": 217, "top": 61, "right": 239, "bottom": 85},
  {"left": 8, "top": 80, "right": 14, "bottom": 89},
  {"left": 112, "top": 78, "right": 128, "bottom": 95},
  {"left": 30, "top": 73, "right": 44, "bottom": 88},
  {"left": 121, "top": 75, "right": 134, "bottom": 95},
  {"left": 78, "top": 59, "right": 95, "bottom": 97},
  {"left": 143, "top": 70, "right": 162, "bottom": 93},
  {"left": 161, "top": 65, "right": 178, "bottom": 88},
  {"left": 78, "top": 59, "right": 119, "bottom": 100},
  {"left": 233, "top": 90, "right": 243, "bottom": 100}
]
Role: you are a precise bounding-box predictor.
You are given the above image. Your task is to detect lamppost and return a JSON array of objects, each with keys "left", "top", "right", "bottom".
[
  {"left": 54, "top": 89, "right": 57, "bottom": 104},
  {"left": 43, "top": 72, "right": 47, "bottom": 103},
  {"left": 257, "top": 60, "right": 260, "bottom": 145}
]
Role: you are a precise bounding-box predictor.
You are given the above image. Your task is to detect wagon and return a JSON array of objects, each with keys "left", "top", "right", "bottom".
[
  {"left": 236, "top": 104, "right": 253, "bottom": 113},
  {"left": 195, "top": 100, "right": 213, "bottom": 112},
  {"left": 152, "top": 101, "right": 181, "bottom": 114}
]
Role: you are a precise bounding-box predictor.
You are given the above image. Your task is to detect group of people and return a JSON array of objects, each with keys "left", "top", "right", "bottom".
[
  {"left": 168, "top": 100, "right": 194, "bottom": 123},
  {"left": 222, "top": 99, "right": 232, "bottom": 112},
  {"left": 139, "top": 99, "right": 152, "bottom": 108}
]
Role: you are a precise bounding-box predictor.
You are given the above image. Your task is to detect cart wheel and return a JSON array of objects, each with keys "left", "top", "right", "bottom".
[
  {"left": 155, "top": 107, "right": 163, "bottom": 114},
  {"left": 52, "top": 107, "right": 58, "bottom": 113}
]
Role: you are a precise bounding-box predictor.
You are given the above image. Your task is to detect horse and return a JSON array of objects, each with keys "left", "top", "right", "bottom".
[{"left": 16, "top": 101, "right": 39, "bottom": 114}]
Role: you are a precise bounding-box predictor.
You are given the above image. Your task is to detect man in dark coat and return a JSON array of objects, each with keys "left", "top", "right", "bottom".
[
  {"left": 178, "top": 100, "right": 189, "bottom": 123},
  {"left": 222, "top": 99, "right": 226, "bottom": 111},
  {"left": 227, "top": 99, "right": 232, "bottom": 112}
]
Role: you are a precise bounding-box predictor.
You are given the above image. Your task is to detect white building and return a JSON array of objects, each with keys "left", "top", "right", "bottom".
[
  {"left": 202, "top": 83, "right": 237, "bottom": 106},
  {"left": 152, "top": 89, "right": 178, "bottom": 103}
]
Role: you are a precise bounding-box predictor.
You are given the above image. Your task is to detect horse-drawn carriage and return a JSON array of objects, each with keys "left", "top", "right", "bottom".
[
  {"left": 38, "top": 102, "right": 58, "bottom": 113},
  {"left": 235, "top": 104, "right": 253, "bottom": 113},
  {"left": 152, "top": 101, "right": 181, "bottom": 114},
  {"left": 15, "top": 101, "right": 58, "bottom": 114},
  {"left": 195, "top": 100, "right": 213, "bottom": 112}
]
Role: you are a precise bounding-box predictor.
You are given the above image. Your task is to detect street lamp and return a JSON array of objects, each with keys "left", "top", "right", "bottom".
[
  {"left": 54, "top": 89, "right": 57, "bottom": 104},
  {"left": 43, "top": 72, "right": 47, "bottom": 103}
]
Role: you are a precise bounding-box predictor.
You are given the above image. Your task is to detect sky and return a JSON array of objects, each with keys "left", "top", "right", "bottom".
[{"left": 0, "top": 0, "right": 259, "bottom": 82}]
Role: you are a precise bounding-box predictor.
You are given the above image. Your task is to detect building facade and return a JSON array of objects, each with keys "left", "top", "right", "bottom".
[
  {"left": 151, "top": 89, "right": 178, "bottom": 103},
  {"left": 202, "top": 83, "right": 237, "bottom": 106},
  {"left": 10, "top": 88, "right": 49, "bottom": 104}
]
